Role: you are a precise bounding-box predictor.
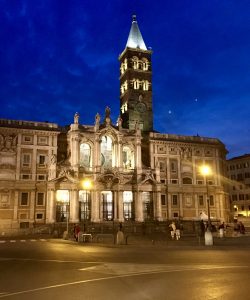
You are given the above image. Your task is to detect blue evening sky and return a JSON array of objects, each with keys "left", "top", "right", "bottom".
[{"left": 0, "top": 0, "right": 249, "bottom": 158}]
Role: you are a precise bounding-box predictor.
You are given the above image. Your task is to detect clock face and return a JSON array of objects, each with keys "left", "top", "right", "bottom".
[{"left": 136, "top": 102, "right": 146, "bottom": 113}]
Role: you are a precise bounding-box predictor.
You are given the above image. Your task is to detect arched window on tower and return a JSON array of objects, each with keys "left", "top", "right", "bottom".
[
  {"left": 132, "top": 79, "right": 140, "bottom": 90},
  {"left": 142, "top": 58, "right": 149, "bottom": 71},
  {"left": 142, "top": 80, "right": 149, "bottom": 91},
  {"left": 101, "top": 136, "right": 113, "bottom": 169},
  {"left": 124, "top": 58, "right": 128, "bottom": 70},
  {"left": 80, "top": 143, "right": 91, "bottom": 169},
  {"left": 132, "top": 56, "right": 139, "bottom": 69}
]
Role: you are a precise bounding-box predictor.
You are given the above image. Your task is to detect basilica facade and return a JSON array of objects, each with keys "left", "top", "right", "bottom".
[{"left": 0, "top": 16, "right": 230, "bottom": 233}]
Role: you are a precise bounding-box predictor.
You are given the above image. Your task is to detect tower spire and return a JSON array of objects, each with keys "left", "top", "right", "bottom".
[{"left": 126, "top": 15, "right": 147, "bottom": 50}]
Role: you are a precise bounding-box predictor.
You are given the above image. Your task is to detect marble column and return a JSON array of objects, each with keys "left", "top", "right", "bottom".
[
  {"left": 135, "top": 191, "right": 143, "bottom": 222},
  {"left": 91, "top": 191, "right": 100, "bottom": 222},
  {"left": 155, "top": 189, "right": 163, "bottom": 221},
  {"left": 70, "top": 189, "right": 79, "bottom": 223},
  {"left": 117, "top": 190, "right": 124, "bottom": 222},
  {"left": 29, "top": 190, "right": 35, "bottom": 223},
  {"left": 46, "top": 189, "right": 56, "bottom": 223}
]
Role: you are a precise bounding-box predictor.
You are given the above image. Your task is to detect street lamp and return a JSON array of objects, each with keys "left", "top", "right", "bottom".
[{"left": 200, "top": 165, "right": 213, "bottom": 246}]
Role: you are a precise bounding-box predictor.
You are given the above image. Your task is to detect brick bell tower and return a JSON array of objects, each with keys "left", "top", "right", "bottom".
[{"left": 119, "top": 15, "right": 153, "bottom": 132}]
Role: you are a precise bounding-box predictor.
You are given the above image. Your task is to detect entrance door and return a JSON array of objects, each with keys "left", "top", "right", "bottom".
[
  {"left": 142, "top": 192, "right": 153, "bottom": 220},
  {"left": 101, "top": 191, "right": 113, "bottom": 221}
]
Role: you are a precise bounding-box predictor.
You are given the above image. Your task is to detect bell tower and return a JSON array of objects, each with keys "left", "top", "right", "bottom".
[{"left": 119, "top": 15, "right": 153, "bottom": 132}]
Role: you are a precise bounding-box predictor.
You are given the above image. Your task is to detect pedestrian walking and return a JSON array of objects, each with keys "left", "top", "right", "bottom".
[
  {"left": 239, "top": 221, "right": 245, "bottom": 235},
  {"left": 218, "top": 222, "right": 225, "bottom": 238},
  {"left": 74, "top": 224, "right": 81, "bottom": 241},
  {"left": 169, "top": 221, "right": 176, "bottom": 240},
  {"left": 175, "top": 221, "right": 181, "bottom": 240},
  {"left": 233, "top": 220, "right": 240, "bottom": 236}
]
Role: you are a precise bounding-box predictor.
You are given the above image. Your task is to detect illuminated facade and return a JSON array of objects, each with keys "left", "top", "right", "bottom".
[
  {"left": 0, "top": 16, "right": 230, "bottom": 233},
  {"left": 227, "top": 154, "right": 250, "bottom": 219}
]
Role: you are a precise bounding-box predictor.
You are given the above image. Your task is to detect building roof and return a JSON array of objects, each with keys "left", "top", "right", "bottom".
[
  {"left": 227, "top": 153, "right": 250, "bottom": 161},
  {"left": 126, "top": 15, "right": 147, "bottom": 50}
]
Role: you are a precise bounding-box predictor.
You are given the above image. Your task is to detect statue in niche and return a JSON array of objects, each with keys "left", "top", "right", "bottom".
[
  {"left": 74, "top": 112, "right": 80, "bottom": 124},
  {"left": 181, "top": 147, "right": 191, "bottom": 160}
]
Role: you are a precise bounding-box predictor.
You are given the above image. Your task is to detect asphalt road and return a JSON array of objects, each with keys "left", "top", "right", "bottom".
[{"left": 0, "top": 237, "right": 249, "bottom": 300}]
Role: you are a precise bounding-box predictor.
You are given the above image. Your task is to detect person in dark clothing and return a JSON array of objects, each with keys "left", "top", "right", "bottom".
[
  {"left": 239, "top": 222, "right": 245, "bottom": 234},
  {"left": 74, "top": 224, "right": 81, "bottom": 241},
  {"left": 200, "top": 220, "right": 205, "bottom": 237}
]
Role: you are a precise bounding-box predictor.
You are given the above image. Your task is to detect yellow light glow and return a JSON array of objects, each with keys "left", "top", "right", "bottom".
[
  {"left": 56, "top": 190, "right": 69, "bottom": 202},
  {"left": 200, "top": 165, "right": 211, "bottom": 176},
  {"left": 82, "top": 179, "right": 92, "bottom": 190}
]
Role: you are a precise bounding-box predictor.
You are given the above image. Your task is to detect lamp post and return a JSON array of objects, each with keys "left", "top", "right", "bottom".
[{"left": 200, "top": 165, "right": 213, "bottom": 246}]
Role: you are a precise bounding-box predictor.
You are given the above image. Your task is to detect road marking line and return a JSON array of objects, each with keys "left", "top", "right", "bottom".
[
  {"left": 30, "top": 239, "right": 36, "bottom": 242},
  {"left": 0, "top": 265, "right": 248, "bottom": 298},
  {"left": 39, "top": 239, "right": 46, "bottom": 242},
  {"left": 20, "top": 240, "right": 26, "bottom": 242},
  {"left": 10, "top": 240, "right": 16, "bottom": 243},
  {"left": 0, "top": 241, "right": 6, "bottom": 243}
]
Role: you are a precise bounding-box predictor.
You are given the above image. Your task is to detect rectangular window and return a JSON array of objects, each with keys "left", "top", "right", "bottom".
[
  {"left": 237, "top": 174, "right": 243, "bottom": 181},
  {"left": 22, "top": 135, "right": 33, "bottom": 144},
  {"left": 209, "top": 195, "right": 214, "bottom": 206},
  {"left": 38, "top": 155, "right": 46, "bottom": 166},
  {"left": 159, "top": 162, "right": 165, "bottom": 171},
  {"left": 161, "top": 194, "right": 166, "bottom": 206},
  {"left": 37, "top": 193, "right": 44, "bottom": 206},
  {"left": 20, "top": 192, "right": 28, "bottom": 206},
  {"left": 172, "top": 195, "right": 178, "bottom": 206},
  {"left": 36, "top": 213, "right": 43, "bottom": 219},
  {"left": 37, "top": 174, "right": 46, "bottom": 181},
  {"left": 22, "top": 153, "right": 31, "bottom": 167},
  {"left": 173, "top": 212, "right": 179, "bottom": 218},
  {"left": 239, "top": 194, "right": 245, "bottom": 200},
  {"left": 38, "top": 136, "right": 48, "bottom": 145},
  {"left": 21, "top": 174, "right": 31, "bottom": 180},
  {"left": 170, "top": 161, "right": 177, "bottom": 173},
  {"left": 199, "top": 195, "right": 204, "bottom": 206},
  {"left": 232, "top": 194, "right": 238, "bottom": 201},
  {"left": 241, "top": 205, "right": 244, "bottom": 211},
  {"left": 171, "top": 179, "right": 178, "bottom": 184}
]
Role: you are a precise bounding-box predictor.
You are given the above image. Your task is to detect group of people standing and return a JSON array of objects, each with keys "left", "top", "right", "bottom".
[{"left": 169, "top": 221, "right": 182, "bottom": 240}]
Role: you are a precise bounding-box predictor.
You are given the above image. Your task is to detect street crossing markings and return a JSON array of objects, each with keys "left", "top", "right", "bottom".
[
  {"left": 0, "top": 239, "right": 48, "bottom": 244},
  {"left": 79, "top": 263, "right": 250, "bottom": 276}
]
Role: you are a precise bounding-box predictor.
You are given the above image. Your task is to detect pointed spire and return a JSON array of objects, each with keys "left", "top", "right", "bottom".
[{"left": 126, "top": 15, "right": 147, "bottom": 50}]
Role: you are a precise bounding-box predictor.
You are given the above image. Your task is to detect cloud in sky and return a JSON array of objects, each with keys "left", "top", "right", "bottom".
[{"left": 0, "top": 0, "right": 249, "bottom": 158}]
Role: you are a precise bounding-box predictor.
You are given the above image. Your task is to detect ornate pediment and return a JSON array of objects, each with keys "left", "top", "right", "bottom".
[
  {"left": 50, "top": 166, "right": 79, "bottom": 183},
  {"left": 97, "top": 168, "right": 133, "bottom": 188}
]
